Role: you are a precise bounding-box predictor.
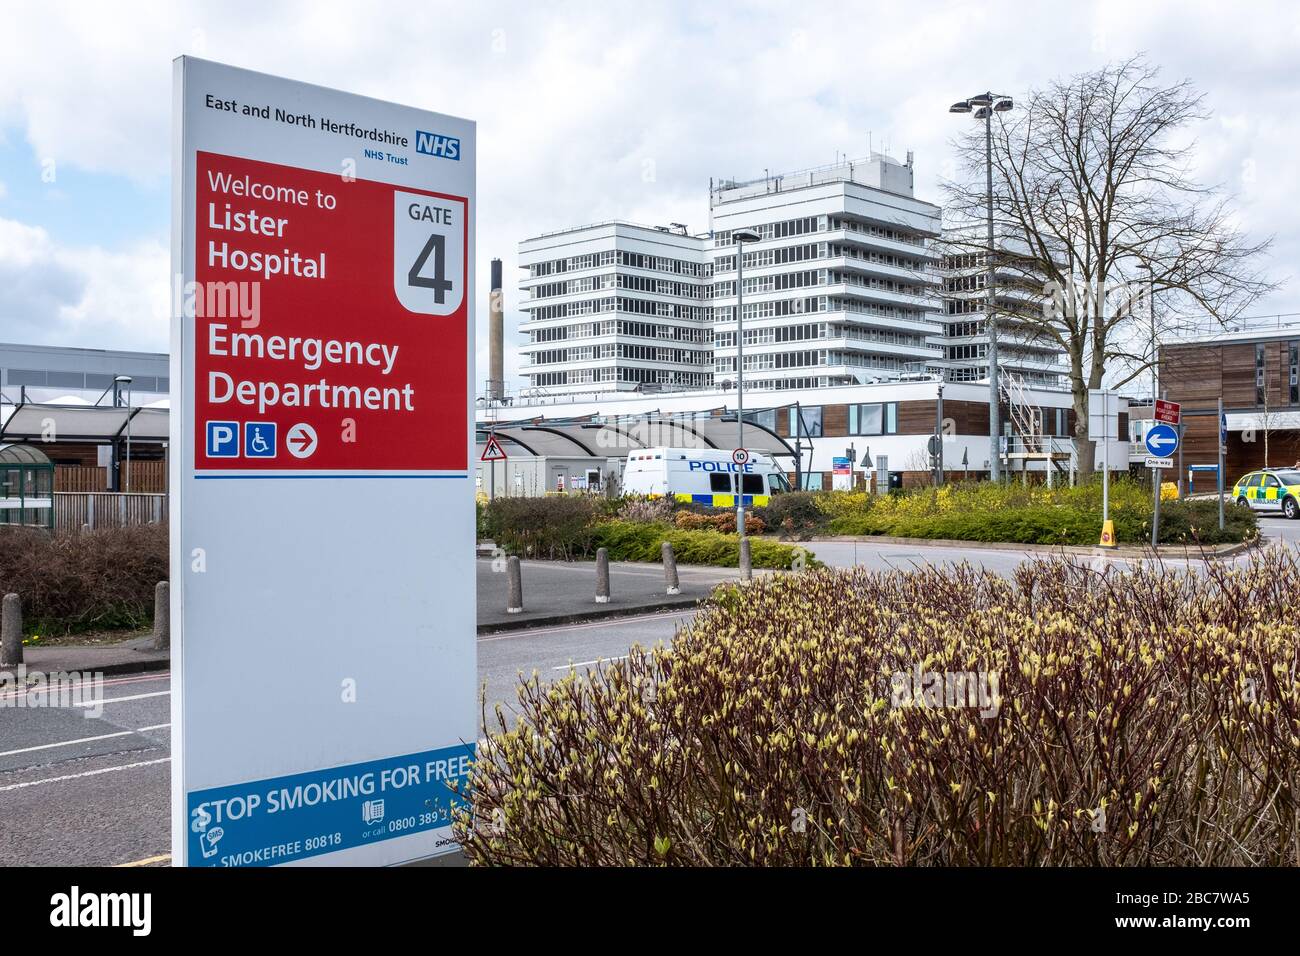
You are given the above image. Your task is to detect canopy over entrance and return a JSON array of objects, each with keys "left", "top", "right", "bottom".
[{"left": 476, "top": 412, "right": 797, "bottom": 459}]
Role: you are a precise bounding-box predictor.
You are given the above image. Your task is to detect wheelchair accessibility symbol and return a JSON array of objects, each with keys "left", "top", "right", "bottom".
[{"left": 244, "top": 422, "right": 277, "bottom": 458}]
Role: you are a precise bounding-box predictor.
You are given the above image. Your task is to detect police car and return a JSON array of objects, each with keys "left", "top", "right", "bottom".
[
  {"left": 621, "top": 447, "right": 791, "bottom": 507},
  {"left": 1231, "top": 467, "right": 1300, "bottom": 518}
]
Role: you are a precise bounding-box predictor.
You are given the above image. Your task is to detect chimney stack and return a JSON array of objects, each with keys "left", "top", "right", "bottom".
[{"left": 488, "top": 258, "right": 504, "bottom": 402}]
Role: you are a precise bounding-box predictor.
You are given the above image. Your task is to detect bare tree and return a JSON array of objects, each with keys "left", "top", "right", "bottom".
[{"left": 942, "top": 56, "right": 1276, "bottom": 477}]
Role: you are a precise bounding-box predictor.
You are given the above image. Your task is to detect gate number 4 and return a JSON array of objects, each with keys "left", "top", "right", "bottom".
[{"left": 408, "top": 233, "right": 454, "bottom": 303}]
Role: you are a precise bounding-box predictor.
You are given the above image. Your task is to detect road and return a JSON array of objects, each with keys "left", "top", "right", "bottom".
[
  {"left": 0, "top": 610, "right": 692, "bottom": 867},
  {"left": 2, "top": 515, "right": 1294, "bottom": 867},
  {"left": 806, "top": 511, "right": 1300, "bottom": 572}
]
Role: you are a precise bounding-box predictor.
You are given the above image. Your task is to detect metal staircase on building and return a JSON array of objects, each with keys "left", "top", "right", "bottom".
[{"left": 999, "top": 370, "right": 1074, "bottom": 481}]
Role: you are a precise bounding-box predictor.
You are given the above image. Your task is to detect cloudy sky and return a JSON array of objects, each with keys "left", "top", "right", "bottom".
[{"left": 1, "top": 0, "right": 1297, "bottom": 391}]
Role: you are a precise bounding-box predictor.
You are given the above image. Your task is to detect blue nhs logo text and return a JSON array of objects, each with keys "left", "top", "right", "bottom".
[{"left": 415, "top": 130, "right": 460, "bottom": 160}]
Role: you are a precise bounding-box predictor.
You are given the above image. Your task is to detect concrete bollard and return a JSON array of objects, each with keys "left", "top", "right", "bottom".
[
  {"left": 595, "top": 548, "right": 610, "bottom": 604},
  {"left": 506, "top": 556, "right": 523, "bottom": 614},
  {"left": 739, "top": 537, "right": 753, "bottom": 582},
  {"left": 662, "top": 541, "right": 680, "bottom": 595},
  {"left": 152, "top": 581, "right": 170, "bottom": 651},
  {"left": 1, "top": 593, "right": 22, "bottom": 667}
]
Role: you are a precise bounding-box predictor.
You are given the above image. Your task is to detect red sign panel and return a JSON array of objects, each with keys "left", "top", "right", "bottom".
[
  {"left": 1154, "top": 399, "right": 1181, "bottom": 425},
  {"left": 192, "top": 151, "right": 468, "bottom": 472}
]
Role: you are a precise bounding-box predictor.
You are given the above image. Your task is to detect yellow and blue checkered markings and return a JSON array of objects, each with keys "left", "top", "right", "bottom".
[{"left": 673, "top": 492, "right": 770, "bottom": 507}]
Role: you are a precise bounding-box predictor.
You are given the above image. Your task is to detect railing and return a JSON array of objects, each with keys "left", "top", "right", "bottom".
[{"left": 53, "top": 492, "right": 168, "bottom": 530}]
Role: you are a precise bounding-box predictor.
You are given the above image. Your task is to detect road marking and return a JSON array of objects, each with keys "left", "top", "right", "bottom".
[
  {"left": 553, "top": 655, "right": 629, "bottom": 670},
  {"left": 0, "top": 671, "right": 170, "bottom": 712},
  {"left": 116, "top": 853, "right": 171, "bottom": 868},
  {"left": 72, "top": 690, "right": 170, "bottom": 707},
  {"left": 0, "top": 756, "right": 170, "bottom": 793},
  {"left": 0, "top": 723, "right": 170, "bottom": 759}
]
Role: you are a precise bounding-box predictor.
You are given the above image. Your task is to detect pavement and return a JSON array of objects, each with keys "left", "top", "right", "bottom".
[
  {"left": 20, "top": 634, "right": 169, "bottom": 677},
  {"left": 476, "top": 555, "right": 750, "bottom": 630}
]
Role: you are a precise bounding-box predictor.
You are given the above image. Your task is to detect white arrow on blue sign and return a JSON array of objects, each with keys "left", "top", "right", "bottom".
[{"left": 1145, "top": 422, "right": 1181, "bottom": 457}]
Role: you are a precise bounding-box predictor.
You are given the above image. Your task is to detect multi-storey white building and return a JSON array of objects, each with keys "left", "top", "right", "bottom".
[
  {"left": 940, "top": 226, "right": 1069, "bottom": 387},
  {"left": 516, "top": 222, "right": 713, "bottom": 396},
  {"left": 709, "top": 155, "right": 944, "bottom": 391},
  {"left": 516, "top": 155, "right": 1075, "bottom": 399}
]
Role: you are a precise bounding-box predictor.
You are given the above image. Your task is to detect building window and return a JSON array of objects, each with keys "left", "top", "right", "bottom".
[
  {"left": 785, "top": 406, "right": 822, "bottom": 438},
  {"left": 1290, "top": 342, "right": 1298, "bottom": 405},
  {"left": 849, "top": 402, "right": 898, "bottom": 435},
  {"left": 1256, "top": 343, "right": 1266, "bottom": 405}
]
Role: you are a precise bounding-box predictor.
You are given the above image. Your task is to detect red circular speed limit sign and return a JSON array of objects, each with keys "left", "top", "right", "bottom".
[{"left": 732, "top": 448, "right": 750, "bottom": 466}]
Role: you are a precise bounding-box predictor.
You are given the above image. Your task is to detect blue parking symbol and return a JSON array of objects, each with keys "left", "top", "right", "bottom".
[
  {"left": 244, "top": 422, "right": 277, "bottom": 458},
  {"left": 206, "top": 421, "right": 239, "bottom": 458}
]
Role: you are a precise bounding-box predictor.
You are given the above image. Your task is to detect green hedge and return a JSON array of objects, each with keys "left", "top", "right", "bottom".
[
  {"left": 816, "top": 480, "right": 1257, "bottom": 546},
  {"left": 593, "top": 521, "right": 816, "bottom": 569}
]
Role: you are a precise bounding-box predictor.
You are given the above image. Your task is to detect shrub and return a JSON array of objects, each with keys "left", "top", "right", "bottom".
[
  {"left": 592, "top": 520, "right": 812, "bottom": 569},
  {"left": 482, "top": 496, "right": 601, "bottom": 560},
  {"left": 812, "top": 479, "right": 1257, "bottom": 546},
  {"left": 461, "top": 551, "right": 1300, "bottom": 866},
  {"left": 0, "top": 525, "right": 168, "bottom": 635},
  {"left": 753, "top": 491, "right": 826, "bottom": 540},
  {"left": 616, "top": 496, "right": 676, "bottom": 525},
  {"left": 673, "top": 510, "right": 765, "bottom": 535}
]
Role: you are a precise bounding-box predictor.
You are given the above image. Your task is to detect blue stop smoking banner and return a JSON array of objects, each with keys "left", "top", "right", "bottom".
[{"left": 187, "top": 744, "right": 474, "bottom": 866}]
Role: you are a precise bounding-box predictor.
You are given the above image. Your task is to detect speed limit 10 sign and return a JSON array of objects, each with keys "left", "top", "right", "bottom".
[{"left": 732, "top": 448, "right": 750, "bottom": 466}]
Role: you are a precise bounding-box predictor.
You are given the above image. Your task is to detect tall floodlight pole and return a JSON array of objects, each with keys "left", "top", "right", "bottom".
[
  {"left": 951, "top": 93, "right": 1014, "bottom": 481},
  {"left": 732, "top": 228, "right": 762, "bottom": 537}
]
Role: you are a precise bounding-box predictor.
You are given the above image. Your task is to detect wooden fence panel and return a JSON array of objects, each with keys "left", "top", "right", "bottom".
[
  {"left": 53, "top": 492, "right": 168, "bottom": 530},
  {"left": 55, "top": 465, "right": 108, "bottom": 492}
]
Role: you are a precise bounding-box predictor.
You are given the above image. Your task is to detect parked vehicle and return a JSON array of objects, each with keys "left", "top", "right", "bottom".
[
  {"left": 1231, "top": 468, "right": 1300, "bottom": 518},
  {"left": 621, "top": 447, "right": 791, "bottom": 507}
]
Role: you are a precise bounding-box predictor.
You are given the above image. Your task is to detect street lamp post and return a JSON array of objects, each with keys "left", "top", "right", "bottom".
[
  {"left": 732, "top": 227, "right": 762, "bottom": 537},
  {"left": 950, "top": 92, "right": 1014, "bottom": 482}
]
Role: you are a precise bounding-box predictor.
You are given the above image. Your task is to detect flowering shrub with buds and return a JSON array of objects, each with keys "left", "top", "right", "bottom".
[{"left": 459, "top": 551, "right": 1299, "bottom": 865}]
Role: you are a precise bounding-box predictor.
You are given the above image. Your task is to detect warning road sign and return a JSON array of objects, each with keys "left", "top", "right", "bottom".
[{"left": 480, "top": 434, "right": 508, "bottom": 461}]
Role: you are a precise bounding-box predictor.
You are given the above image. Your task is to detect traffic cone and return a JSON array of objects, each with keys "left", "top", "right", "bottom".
[{"left": 1099, "top": 520, "right": 1117, "bottom": 549}]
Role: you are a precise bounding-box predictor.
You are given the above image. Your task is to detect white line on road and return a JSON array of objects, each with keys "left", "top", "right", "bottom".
[
  {"left": 0, "top": 671, "right": 169, "bottom": 705},
  {"left": 0, "top": 723, "right": 171, "bottom": 759},
  {"left": 72, "top": 690, "right": 170, "bottom": 708},
  {"left": 0, "top": 757, "right": 170, "bottom": 793},
  {"left": 553, "top": 655, "right": 629, "bottom": 670}
]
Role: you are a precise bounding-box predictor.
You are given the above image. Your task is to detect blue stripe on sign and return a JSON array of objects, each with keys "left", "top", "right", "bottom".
[
  {"left": 693, "top": 494, "right": 712, "bottom": 504},
  {"left": 186, "top": 743, "right": 474, "bottom": 867}
]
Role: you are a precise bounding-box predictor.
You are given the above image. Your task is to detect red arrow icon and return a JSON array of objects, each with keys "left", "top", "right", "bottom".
[{"left": 287, "top": 423, "right": 318, "bottom": 459}]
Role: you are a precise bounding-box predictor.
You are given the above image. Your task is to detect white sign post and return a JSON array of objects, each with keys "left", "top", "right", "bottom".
[
  {"left": 171, "top": 58, "right": 476, "bottom": 866},
  {"left": 1087, "top": 389, "right": 1118, "bottom": 523}
]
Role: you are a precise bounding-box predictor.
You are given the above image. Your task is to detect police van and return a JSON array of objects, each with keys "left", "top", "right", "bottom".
[{"left": 621, "top": 447, "right": 792, "bottom": 507}]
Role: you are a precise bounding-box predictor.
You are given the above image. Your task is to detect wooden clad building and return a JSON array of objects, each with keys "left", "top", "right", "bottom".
[{"left": 1160, "top": 330, "right": 1300, "bottom": 479}]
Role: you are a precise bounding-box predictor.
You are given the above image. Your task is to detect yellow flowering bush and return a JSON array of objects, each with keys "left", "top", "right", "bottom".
[{"left": 458, "top": 550, "right": 1300, "bottom": 866}]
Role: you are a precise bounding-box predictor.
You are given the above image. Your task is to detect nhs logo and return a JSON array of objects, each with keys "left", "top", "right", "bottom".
[{"left": 415, "top": 130, "right": 460, "bottom": 160}]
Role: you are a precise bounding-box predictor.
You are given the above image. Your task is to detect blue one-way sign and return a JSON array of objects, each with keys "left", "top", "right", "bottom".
[{"left": 1145, "top": 422, "right": 1181, "bottom": 457}]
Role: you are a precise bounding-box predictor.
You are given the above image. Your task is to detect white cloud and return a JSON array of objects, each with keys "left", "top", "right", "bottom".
[
  {"left": 1, "top": 0, "right": 1298, "bottom": 383},
  {"left": 0, "top": 216, "right": 168, "bottom": 349}
]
